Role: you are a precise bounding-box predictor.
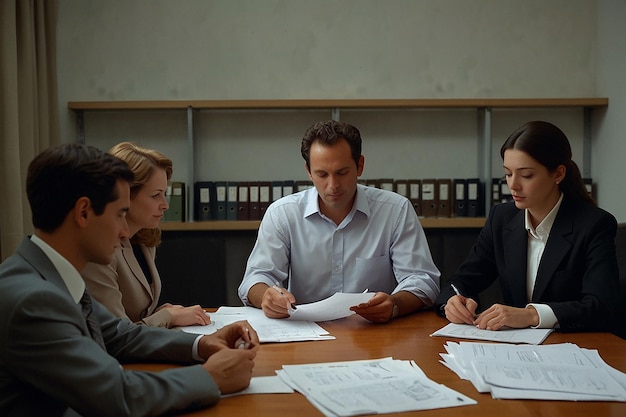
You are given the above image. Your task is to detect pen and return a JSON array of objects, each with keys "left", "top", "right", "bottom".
[
  {"left": 272, "top": 285, "right": 297, "bottom": 313},
  {"left": 450, "top": 283, "right": 478, "bottom": 320},
  {"left": 236, "top": 328, "right": 253, "bottom": 350},
  {"left": 450, "top": 283, "right": 463, "bottom": 297}
]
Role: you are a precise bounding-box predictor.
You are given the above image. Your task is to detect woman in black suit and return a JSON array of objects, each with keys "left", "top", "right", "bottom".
[{"left": 435, "top": 121, "right": 619, "bottom": 332}]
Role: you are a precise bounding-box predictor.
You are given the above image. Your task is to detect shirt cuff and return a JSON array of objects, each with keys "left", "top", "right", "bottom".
[
  {"left": 192, "top": 335, "right": 204, "bottom": 362},
  {"left": 526, "top": 303, "right": 558, "bottom": 329}
]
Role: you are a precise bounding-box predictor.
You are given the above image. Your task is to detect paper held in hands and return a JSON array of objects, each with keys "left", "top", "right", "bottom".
[{"left": 286, "top": 291, "right": 374, "bottom": 322}]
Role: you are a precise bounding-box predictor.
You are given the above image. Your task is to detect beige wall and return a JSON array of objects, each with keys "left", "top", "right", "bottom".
[{"left": 55, "top": 0, "right": 626, "bottom": 220}]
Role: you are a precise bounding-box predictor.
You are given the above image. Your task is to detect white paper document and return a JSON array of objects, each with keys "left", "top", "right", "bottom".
[
  {"left": 221, "top": 375, "right": 294, "bottom": 398},
  {"left": 277, "top": 357, "right": 476, "bottom": 416},
  {"left": 440, "top": 341, "right": 626, "bottom": 401},
  {"left": 178, "top": 306, "right": 334, "bottom": 343},
  {"left": 287, "top": 292, "right": 374, "bottom": 322},
  {"left": 431, "top": 322, "right": 553, "bottom": 344}
]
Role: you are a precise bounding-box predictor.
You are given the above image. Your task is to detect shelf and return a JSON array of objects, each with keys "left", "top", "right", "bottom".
[
  {"left": 68, "top": 98, "right": 608, "bottom": 111},
  {"left": 70, "top": 98, "right": 608, "bottom": 226},
  {"left": 159, "top": 217, "right": 486, "bottom": 232}
]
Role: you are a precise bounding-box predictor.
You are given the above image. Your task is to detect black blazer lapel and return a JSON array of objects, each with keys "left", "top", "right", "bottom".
[
  {"left": 531, "top": 202, "right": 574, "bottom": 301},
  {"left": 502, "top": 210, "right": 529, "bottom": 307}
]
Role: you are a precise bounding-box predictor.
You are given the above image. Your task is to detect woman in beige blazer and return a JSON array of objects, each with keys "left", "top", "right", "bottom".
[{"left": 82, "top": 142, "right": 210, "bottom": 328}]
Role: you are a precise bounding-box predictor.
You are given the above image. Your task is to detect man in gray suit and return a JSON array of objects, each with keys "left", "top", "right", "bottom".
[{"left": 0, "top": 143, "right": 259, "bottom": 416}]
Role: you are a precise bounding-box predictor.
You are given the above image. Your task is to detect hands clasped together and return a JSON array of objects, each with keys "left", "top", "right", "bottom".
[
  {"left": 444, "top": 294, "right": 539, "bottom": 330},
  {"left": 198, "top": 320, "right": 260, "bottom": 394}
]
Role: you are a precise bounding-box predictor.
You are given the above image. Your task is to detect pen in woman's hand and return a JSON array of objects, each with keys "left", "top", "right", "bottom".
[
  {"left": 450, "top": 283, "right": 478, "bottom": 320},
  {"left": 450, "top": 283, "right": 463, "bottom": 297}
]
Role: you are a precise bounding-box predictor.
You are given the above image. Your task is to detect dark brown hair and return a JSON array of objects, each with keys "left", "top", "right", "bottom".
[
  {"left": 301, "top": 120, "right": 362, "bottom": 170},
  {"left": 27, "top": 144, "right": 134, "bottom": 233},
  {"left": 500, "top": 121, "right": 595, "bottom": 205}
]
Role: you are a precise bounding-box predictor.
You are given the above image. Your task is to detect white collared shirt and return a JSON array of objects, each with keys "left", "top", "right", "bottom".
[
  {"left": 30, "top": 234, "right": 85, "bottom": 304},
  {"left": 239, "top": 184, "right": 440, "bottom": 306},
  {"left": 525, "top": 193, "right": 563, "bottom": 329}
]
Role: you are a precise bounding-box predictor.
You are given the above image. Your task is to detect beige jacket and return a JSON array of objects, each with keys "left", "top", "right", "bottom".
[{"left": 82, "top": 239, "right": 173, "bottom": 327}]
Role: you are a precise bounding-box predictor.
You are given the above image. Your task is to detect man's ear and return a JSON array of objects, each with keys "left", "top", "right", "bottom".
[
  {"left": 73, "top": 196, "right": 91, "bottom": 228},
  {"left": 357, "top": 155, "right": 365, "bottom": 177}
]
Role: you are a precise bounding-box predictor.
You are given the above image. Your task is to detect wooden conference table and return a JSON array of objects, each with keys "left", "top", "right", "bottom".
[{"left": 126, "top": 311, "right": 626, "bottom": 416}]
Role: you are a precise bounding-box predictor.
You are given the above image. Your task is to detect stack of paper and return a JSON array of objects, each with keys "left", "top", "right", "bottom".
[
  {"left": 430, "top": 322, "right": 553, "bottom": 344},
  {"left": 440, "top": 341, "right": 626, "bottom": 401},
  {"left": 179, "top": 306, "right": 334, "bottom": 342},
  {"left": 277, "top": 357, "right": 476, "bottom": 416},
  {"left": 179, "top": 292, "right": 374, "bottom": 343}
]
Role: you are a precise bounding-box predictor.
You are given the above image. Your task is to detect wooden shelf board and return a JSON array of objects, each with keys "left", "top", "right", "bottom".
[
  {"left": 68, "top": 98, "right": 608, "bottom": 111},
  {"left": 159, "top": 217, "right": 486, "bottom": 231}
]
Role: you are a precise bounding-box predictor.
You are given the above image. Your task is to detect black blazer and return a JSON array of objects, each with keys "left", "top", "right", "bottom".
[{"left": 435, "top": 196, "right": 619, "bottom": 332}]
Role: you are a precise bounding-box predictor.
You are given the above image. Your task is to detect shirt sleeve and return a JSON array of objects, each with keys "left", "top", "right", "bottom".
[
  {"left": 238, "top": 204, "right": 291, "bottom": 305},
  {"left": 389, "top": 200, "right": 441, "bottom": 305},
  {"left": 527, "top": 303, "right": 559, "bottom": 329}
]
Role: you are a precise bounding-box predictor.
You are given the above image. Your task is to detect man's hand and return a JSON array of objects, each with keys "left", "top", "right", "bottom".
[
  {"left": 197, "top": 320, "right": 259, "bottom": 359},
  {"left": 260, "top": 285, "right": 297, "bottom": 319},
  {"left": 202, "top": 346, "right": 257, "bottom": 394},
  {"left": 350, "top": 292, "right": 394, "bottom": 323},
  {"left": 198, "top": 321, "right": 260, "bottom": 394}
]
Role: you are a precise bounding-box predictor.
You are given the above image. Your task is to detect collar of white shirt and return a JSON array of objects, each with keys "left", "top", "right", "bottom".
[
  {"left": 525, "top": 193, "right": 564, "bottom": 239},
  {"left": 30, "top": 234, "right": 85, "bottom": 303}
]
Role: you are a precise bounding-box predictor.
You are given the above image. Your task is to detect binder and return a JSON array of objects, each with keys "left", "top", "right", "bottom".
[
  {"left": 226, "top": 182, "right": 238, "bottom": 220},
  {"left": 237, "top": 182, "right": 249, "bottom": 220},
  {"left": 295, "top": 180, "right": 313, "bottom": 192},
  {"left": 583, "top": 177, "right": 593, "bottom": 199},
  {"left": 272, "top": 180, "right": 283, "bottom": 202},
  {"left": 436, "top": 179, "right": 452, "bottom": 218},
  {"left": 248, "top": 182, "right": 261, "bottom": 220},
  {"left": 194, "top": 181, "right": 216, "bottom": 221},
  {"left": 163, "top": 181, "right": 186, "bottom": 222},
  {"left": 215, "top": 181, "right": 227, "bottom": 220},
  {"left": 394, "top": 179, "right": 409, "bottom": 198},
  {"left": 453, "top": 178, "right": 468, "bottom": 217},
  {"left": 420, "top": 178, "right": 438, "bottom": 217},
  {"left": 491, "top": 178, "right": 501, "bottom": 208},
  {"left": 259, "top": 181, "right": 271, "bottom": 218},
  {"left": 408, "top": 179, "right": 421, "bottom": 216},
  {"left": 378, "top": 178, "right": 394, "bottom": 192},
  {"left": 282, "top": 180, "right": 295, "bottom": 197},
  {"left": 499, "top": 178, "right": 513, "bottom": 203},
  {"left": 467, "top": 178, "right": 481, "bottom": 217},
  {"left": 366, "top": 178, "right": 380, "bottom": 188}
]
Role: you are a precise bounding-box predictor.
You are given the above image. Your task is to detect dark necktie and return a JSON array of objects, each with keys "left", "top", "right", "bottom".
[{"left": 80, "top": 289, "right": 106, "bottom": 350}]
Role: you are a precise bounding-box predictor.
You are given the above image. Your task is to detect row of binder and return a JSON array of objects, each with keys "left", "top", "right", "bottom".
[
  {"left": 164, "top": 180, "right": 313, "bottom": 222},
  {"left": 164, "top": 177, "right": 593, "bottom": 222},
  {"left": 492, "top": 177, "right": 594, "bottom": 206},
  {"left": 368, "top": 178, "right": 487, "bottom": 218}
]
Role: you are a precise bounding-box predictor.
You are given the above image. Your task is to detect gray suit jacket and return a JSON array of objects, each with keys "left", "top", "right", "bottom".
[{"left": 0, "top": 237, "right": 219, "bottom": 417}]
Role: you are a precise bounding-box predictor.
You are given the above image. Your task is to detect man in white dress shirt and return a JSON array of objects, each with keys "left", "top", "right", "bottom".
[{"left": 238, "top": 120, "right": 440, "bottom": 323}]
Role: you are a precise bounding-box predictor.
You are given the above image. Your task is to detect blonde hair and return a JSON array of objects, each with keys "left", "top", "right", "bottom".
[{"left": 108, "top": 142, "right": 173, "bottom": 247}]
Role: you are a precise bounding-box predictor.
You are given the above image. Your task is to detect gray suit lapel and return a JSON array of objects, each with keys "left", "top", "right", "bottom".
[{"left": 18, "top": 237, "right": 69, "bottom": 292}]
